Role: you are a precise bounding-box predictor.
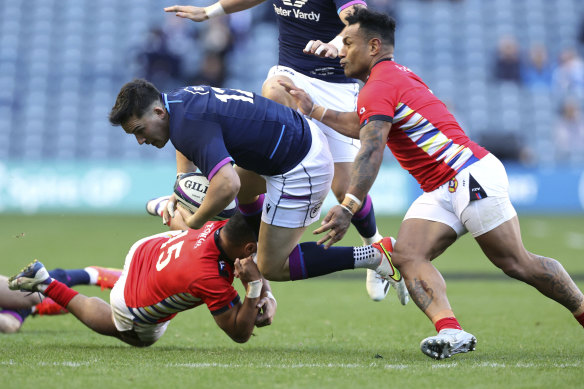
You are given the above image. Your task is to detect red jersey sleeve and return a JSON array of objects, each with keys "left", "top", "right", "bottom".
[
  {"left": 191, "top": 271, "right": 240, "bottom": 315},
  {"left": 357, "top": 78, "right": 399, "bottom": 127}
]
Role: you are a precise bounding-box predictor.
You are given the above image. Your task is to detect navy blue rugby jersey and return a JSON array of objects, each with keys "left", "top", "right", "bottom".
[
  {"left": 272, "top": 0, "right": 366, "bottom": 83},
  {"left": 164, "top": 86, "right": 312, "bottom": 178}
]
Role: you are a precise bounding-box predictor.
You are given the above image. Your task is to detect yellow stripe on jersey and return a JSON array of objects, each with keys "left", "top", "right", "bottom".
[
  {"left": 419, "top": 132, "right": 450, "bottom": 155},
  {"left": 393, "top": 103, "right": 415, "bottom": 123},
  {"left": 395, "top": 102, "right": 477, "bottom": 171}
]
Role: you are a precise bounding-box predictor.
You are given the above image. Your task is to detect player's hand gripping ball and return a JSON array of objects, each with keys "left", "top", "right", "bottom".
[{"left": 173, "top": 172, "right": 237, "bottom": 220}]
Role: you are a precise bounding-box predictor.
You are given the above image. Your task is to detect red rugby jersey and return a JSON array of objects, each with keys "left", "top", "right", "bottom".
[
  {"left": 358, "top": 59, "right": 488, "bottom": 192},
  {"left": 123, "top": 221, "right": 239, "bottom": 324}
]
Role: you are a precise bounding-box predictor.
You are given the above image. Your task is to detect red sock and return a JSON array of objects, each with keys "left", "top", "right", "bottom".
[
  {"left": 434, "top": 317, "right": 462, "bottom": 332},
  {"left": 576, "top": 312, "right": 584, "bottom": 328},
  {"left": 44, "top": 280, "right": 79, "bottom": 308}
]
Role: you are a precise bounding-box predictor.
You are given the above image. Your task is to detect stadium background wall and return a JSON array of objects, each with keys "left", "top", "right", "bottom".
[{"left": 0, "top": 161, "right": 582, "bottom": 214}]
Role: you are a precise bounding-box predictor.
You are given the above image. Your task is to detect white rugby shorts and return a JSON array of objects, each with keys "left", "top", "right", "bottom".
[
  {"left": 403, "top": 153, "right": 517, "bottom": 237},
  {"left": 266, "top": 65, "right": 361, "bottom": 163},
  {"left": 110, "top": 231, "right": 182, "bottom": 344},
  {"left": 261, "top": 120, "right": 334, "bottom": 228}
]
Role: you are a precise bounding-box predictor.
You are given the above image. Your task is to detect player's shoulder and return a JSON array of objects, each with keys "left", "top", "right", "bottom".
[{"left": 368, "top": 61, "right": 420, "bottom": 90}]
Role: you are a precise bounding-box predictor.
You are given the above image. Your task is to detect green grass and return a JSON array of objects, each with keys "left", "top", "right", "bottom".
[{"left": 1, "top": 214, "right": 583, "bottom": 388}]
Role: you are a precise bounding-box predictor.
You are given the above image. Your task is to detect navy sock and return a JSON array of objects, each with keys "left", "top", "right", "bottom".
[
  {"left": 15, "top": 308, "right": 32, "bottom": 321},
  {"left": 351, "top": 194, "right": 378, "bottom": 239},
  {"left": 48, "top": 268, "right": 90, "bottom": 287},
  {"left": 288, "top": 242, "right": 354, "bottom": 280},
  {"left": 0, "top": 308, "right": 31, "bottom": 324}
]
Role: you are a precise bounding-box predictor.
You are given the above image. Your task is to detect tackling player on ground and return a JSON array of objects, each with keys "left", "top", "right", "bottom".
[
  {"left": 163, "top": 0, "right": 403, "bottom": 303},
  {"left": 282, "top": 7, "right": 584, "bottom": 359},
  {"left": 8, "top": 213, "right": 277, "bottom": 346}
]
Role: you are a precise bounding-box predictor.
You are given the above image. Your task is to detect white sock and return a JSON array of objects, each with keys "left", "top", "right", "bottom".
[
  {"left": 84, "top": 267, "right": 99, "bottom": 285},
  {"left": 353, "top": 246, "right": 381, "bottom": 269}
]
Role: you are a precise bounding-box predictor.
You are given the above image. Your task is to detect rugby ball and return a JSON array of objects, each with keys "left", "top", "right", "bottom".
[{"left": 173, "top": 172, "right": 237, "bottom": 220}]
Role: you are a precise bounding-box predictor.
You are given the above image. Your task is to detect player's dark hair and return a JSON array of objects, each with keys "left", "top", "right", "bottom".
[
  {"left": 222, "top": 212, "right": 257, "bottom": 246},
  {"left": 346, "top": 7, "right": 396, "bottom": 48},
  {"left": 109, "top": 79, "right": 163, "bottom": 126}
]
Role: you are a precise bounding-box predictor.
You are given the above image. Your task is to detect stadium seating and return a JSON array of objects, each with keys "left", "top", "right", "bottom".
[{"left": 0, "top": 0, "right": 582, "bottom": 164}]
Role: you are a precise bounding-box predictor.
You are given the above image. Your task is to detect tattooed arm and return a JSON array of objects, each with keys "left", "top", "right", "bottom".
[
  {"left": 346, "top": 120, "right": 390, "bottom": 200},
  {"left": 314, "top": 120, "right": 391, "bottom": 248}
]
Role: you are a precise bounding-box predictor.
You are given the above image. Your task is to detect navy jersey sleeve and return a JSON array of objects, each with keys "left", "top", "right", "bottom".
[{"left": 172, "top": 118, "right": 234, "bottom": 179}]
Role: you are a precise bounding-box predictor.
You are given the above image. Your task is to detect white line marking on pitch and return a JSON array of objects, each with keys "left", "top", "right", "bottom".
[
  {"left": 0, "top": 360, "right": 581, "bottom": 369},
  {"left": 165, "top": 361, "right": 583, "bottom": 369}
]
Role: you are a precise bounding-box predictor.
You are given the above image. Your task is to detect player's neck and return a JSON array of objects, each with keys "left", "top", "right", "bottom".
[
  {"left": 216, "top": 228, "right": 237, "bottom": 263},
  {"left": 368, "top": 52, "right": 394, "bottom": 77}
]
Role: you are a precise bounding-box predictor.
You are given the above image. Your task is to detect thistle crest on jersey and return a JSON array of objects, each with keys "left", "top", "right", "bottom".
[{"left": 282, "top": 0, "right": 308, "bottom": 7}]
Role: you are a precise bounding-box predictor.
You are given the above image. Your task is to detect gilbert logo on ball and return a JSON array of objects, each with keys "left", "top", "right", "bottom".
[{"left": 174, "top": 172, "right": 237, "bottom": 220}]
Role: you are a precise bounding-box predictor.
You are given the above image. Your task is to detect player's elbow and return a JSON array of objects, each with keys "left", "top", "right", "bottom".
[
  {"left": 215, "top": 165, "right": 241, "bottom": 199},
  {"left": 230, "top": 331, "right": 253, "bottom": 344},
  {"left": 347, "top": 123, "right": 361, "bottom": 139},
  {"left": 225, "top": 178, "right": 241, "bottom": 198}
]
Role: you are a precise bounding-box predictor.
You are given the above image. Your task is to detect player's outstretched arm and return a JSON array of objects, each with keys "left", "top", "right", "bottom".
[
  {"left": 214, "top": 256, "right": 270, "bottom": 343},
  {"left": 314, "top": 119, "right": 390, "bottom": 248},
  {"left": 165, "top": 0, "right": 266, "bottom": 21},
  {"left": 278, "top": 80, "right": 360, "bottom": 138}
]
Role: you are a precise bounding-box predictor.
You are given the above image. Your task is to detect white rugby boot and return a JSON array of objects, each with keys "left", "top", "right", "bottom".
[{"left": 420, "top": 329, "right": 477, "bottom": 360}]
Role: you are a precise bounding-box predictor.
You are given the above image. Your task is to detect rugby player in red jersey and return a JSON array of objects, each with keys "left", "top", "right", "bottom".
[
  {"left": 281, "top": 7, "right": 584, "bottom": 359},
  {"left": 8, "top": 212, "right": 277, "bottom": 346}
]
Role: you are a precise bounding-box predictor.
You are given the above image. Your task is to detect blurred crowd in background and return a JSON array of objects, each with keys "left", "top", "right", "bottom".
[{"left": 1, "top": 0, "right": 583, "bottom": 166}]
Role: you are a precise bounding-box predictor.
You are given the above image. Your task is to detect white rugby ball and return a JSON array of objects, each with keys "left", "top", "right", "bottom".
[{"left": 174, "top": 172, "right": 237, "bottom": 220}]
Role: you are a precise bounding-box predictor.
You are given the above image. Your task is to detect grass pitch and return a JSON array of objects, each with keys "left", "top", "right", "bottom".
[{"left": 0, "top": 214, "right": 583, "bottom": 388}]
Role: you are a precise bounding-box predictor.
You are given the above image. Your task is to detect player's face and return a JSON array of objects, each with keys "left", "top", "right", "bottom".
[
  {"left": 122, "top": 105, "right": 170, "bottom": 149},
  {"left": 339, "top": 24, "right": 371, "bottom": 81}
]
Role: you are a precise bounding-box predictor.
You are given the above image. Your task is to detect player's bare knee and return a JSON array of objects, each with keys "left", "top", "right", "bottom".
[
  {"left": 257, "top": 266, "right": 285, "bottom": 281},
  {"left": 0, "top": 314, "right": 22, "bottom": 334},
  {"left": 262, "top": 78, "right": 295, "bottom": 108},
  {"left": 257, "top": 260, "right": 288, "bottom": 281},
  {"left": 493, "top": 256, "right": 528, "bottom": 280},
  {"left": 392, "top": 244, "right": 425, "bottom": 269}
]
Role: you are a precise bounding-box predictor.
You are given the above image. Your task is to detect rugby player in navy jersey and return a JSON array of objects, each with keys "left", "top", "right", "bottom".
[
  {"left": 163, "top": 0, "right": 407, "bottom": 302},
  {"left": 109, "top": 80, "right": 403, "bottom": 303}
]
